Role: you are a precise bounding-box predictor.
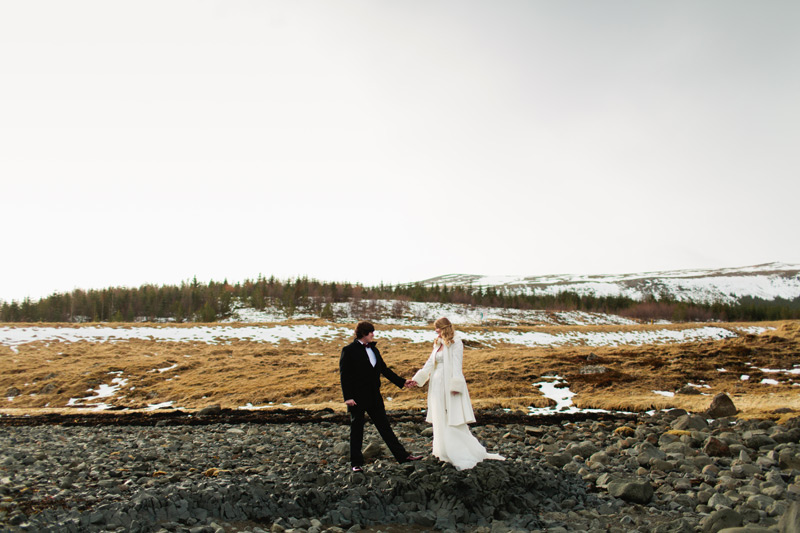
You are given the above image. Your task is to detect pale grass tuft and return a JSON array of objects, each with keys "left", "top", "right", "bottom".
[{"left": 666, "top": 430, "right": 692, "bottom": 436}]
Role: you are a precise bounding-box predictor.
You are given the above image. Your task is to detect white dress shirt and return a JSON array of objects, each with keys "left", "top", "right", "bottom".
[{"left": 362, "top": 342, "right": 377, "bottom": 367}]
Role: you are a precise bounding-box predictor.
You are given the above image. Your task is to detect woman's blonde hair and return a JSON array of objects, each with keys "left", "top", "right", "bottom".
[{"left": 434, "top": 317, "right": 455, "bottom": 346}]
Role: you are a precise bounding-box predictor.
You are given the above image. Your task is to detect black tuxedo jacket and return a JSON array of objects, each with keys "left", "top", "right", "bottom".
[{"left": 339, "top": 340, "right": 405, "bottom": 408}]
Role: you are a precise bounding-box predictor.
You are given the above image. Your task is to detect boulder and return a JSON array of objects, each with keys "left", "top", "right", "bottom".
[
  {"left": 778, "top": 501, "right": 800, "bottom": 533},
  {"left": 672, "top": 414, "right": 710, "bottom": 431},
  {"left": 333, "top": 442, "right": 349, "bottom": 456},
  {"left": 743, "top": 432, "right": 777, "bottom": 450},
  {"left": 731, "top": 464, "right": 762, "bottom": 478},
  {"left": 588, "top": 451, "right": 610, "bottom": 466},
  {"left": 718, "top": 524, "right": 775, "bottom": 533},
  {"left": 197, "top": 404, "right": 222, "bottom": 416},
  {"left": 546, "top": 453, "right": 571, "bottom": 468},
  {"left": 771, "top": 428, "right": 800, "bottom": 444},
  {"left": 635, "top": 443, "right": 667, "bottom": 466},
  {"left": 701, "top": 509, "right": 743, "bottom": 533},
  {"left": 780, "top": 450, "right": 800, "bottom": 470},
  {"left": 607, "top": 479, "right": 653, "bottom": 504},
  {"left": 595, "top": 473, "right": 617, "bottom": 489},
  {"left": 705, "top": 393, "right": 737, "bottom": 418},
  {"left": 665, "top": 408, "right": 689, "bottom": 418},
  {"left": 565, "top": 441, "right": 599, "bottom": 459},
  {"left": 704, "top": 437, "right": 732, "bottom": 457},
  {"left": 363, "top": 441, "right": 384, "bottom": 459},
  {"left": 709, "top": 493, "right": 735, "bottom": 509},
  {"left": 39, "top": 383, "right": 57, "bottom": 394}
]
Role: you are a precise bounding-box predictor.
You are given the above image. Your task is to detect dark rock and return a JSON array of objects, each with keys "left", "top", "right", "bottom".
[
  {"left": 678, "top": 385, "right": 702, "bottom": 395},
  {"left": 743, "top": 433, "right": 777, "bottom": 450},
  {"left": 718, "top": 525, "right": 775, "bottom": 533},
  {"left": 772, "top": 428, "right": 800, "bottom": 444},
  {"left": 705, "top": 393, "right": 738, "bottom": 418},
  {"left": 672, "top": 414, "right": 709, "bottom": 431},
  {"left": 780, "top": 450, "right": 800, "bottom": 470},
  {"left": 362, "top": 441, "right": 384, "bottom": 459},
  {"left": 39, "top": 383, "right": 57, "bottom": 394},
  {"left": 565, "top": 441, "right": 599, "bottom": 459},
  {"left": 607, "top": 480, "right": 653, "bottom": 504},
  {"left": 197, "top": 405, "right": 222, "bottom": 416},
  {"left": 546, "top": 453, "right": 571, "bottom": 468},
  {"left": 701, "top": 509, "right": 743, "bottom": 533},
  {"left": 665, "top": 408, "right": 689, "bottom": 418},
  {"left": 779, "top": 501, "right": 800, "bottom": 533},
  {"left": 703, "top": 437, "right": 732, "bottom": 457},
  {"left": 333, "top": 442, "right": 349, "bottom": 456}
]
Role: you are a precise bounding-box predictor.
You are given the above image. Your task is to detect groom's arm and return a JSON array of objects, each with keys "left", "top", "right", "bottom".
[
  {"left": 377, "top": 352, "right": 407, "bottom": 389},
  {"left": 339, "top": 347, "right": 358, "bottom": 402}
]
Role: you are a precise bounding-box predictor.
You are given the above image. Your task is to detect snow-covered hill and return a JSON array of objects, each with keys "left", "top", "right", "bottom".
[
  {"left": 226, "top": 300, "right": 639, "bottom": 327},
  {"left": 418, "top": 262, "right": 800, "bottom": 305}
]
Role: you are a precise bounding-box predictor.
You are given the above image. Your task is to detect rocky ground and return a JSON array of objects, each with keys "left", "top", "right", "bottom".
[{"left": 1, "top": 404, "right": 800, "bottom": 533}]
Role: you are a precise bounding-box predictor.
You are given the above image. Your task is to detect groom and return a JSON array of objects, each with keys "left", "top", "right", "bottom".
[{"left": 339, "top": 321, "right": 421, "bottom": 472}]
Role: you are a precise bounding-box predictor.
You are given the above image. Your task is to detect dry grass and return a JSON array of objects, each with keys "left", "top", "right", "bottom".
[{"left": 1, "top": 320, "right": 799, "bottom": 422}]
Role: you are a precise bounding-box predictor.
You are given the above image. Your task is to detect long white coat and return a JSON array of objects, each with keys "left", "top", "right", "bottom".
[{"left": 412, "top": 334, "right": 476, "bottom": 426}]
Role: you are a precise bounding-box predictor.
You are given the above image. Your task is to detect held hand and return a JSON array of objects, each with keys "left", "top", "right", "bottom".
[
  {"left": 404, "top": 380, "right": 418, "bottom": 388},
  {"left": 345, "top": 399, "right": 357, "bottom": 407}
]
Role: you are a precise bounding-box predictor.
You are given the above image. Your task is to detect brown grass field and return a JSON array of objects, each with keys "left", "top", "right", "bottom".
[{"left": 1, "top": 320, "right": 798, "bottom": 422}]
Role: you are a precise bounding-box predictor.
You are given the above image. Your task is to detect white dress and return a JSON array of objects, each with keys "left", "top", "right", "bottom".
[{"left": 418, "top": 341, "right": 505, "bottom": 470}]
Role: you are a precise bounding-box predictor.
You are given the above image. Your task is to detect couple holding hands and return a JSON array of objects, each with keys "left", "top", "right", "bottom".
[{"left": 339, "top": 318, "right": 504, "bottom": 472}]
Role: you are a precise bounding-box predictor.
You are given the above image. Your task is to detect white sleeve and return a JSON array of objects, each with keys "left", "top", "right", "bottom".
[
  {"left": 448, "top": 339, "right": 468, "bottom": 393},
  {"left": 412, "top": 346, "right": 437, "bottom": 387}
]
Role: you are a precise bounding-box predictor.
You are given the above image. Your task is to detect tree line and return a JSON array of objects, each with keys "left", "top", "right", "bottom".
[{"left": 1, "top": 275, "right": 798, "bottom": 323}]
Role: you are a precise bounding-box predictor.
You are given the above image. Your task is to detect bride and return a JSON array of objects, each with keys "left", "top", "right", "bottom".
[{"left": 411, "top": 317, "right": 504, "bottom": 470}]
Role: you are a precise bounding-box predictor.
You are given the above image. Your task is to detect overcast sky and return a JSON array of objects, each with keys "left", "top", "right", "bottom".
[{"left": 2, "top": 1, "right": 799, "bottom": 302}]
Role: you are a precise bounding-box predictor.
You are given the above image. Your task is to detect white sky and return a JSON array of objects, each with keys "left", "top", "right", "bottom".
[{"left": 2, "top": 1, "right": 799, "bottom": 302}]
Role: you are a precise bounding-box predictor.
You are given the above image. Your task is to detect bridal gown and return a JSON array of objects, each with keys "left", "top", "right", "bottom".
[{"left": 427, "top": 349, "right": 504, "bottom": 470}]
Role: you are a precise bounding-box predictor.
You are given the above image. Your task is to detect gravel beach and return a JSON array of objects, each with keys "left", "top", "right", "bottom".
[{"left": 1, "top": 407, "right": 799, "bottom": 533}]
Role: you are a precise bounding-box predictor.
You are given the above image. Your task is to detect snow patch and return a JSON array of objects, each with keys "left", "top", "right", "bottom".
[
  {"left": 528, "top": 375, "right": 624, "bottom": 415},
  {"left": 146, "top": 401, "right": 175, "bottom": 410},
  {"left": 67, "top": 375, "right": 128, "bottom": 409},
  {"left": 760, "top": 367, "right": 800, "bottom": 375},
  {"left": 239, "top": 403, "right": 274, "bottom": 410},
  {"left": 1, "top": 324, "right": 743, "bottom": 348}
]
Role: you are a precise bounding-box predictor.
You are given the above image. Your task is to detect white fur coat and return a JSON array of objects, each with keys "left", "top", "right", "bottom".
[{"left": 412, "top": 334, "right": 476, "bottom": 426}]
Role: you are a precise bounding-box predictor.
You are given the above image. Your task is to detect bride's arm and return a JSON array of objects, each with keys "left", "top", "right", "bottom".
[{"left": 412, "top": 346, "right": 437, "bottom": 387}]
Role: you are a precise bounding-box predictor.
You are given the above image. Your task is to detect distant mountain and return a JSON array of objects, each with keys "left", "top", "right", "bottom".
[{"left": 417, "top": 262, "right": 800, "bottom": 305}]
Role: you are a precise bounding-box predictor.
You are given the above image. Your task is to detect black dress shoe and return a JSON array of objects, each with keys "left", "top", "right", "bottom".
[{"left": 351, "top": 466, "right": 363, "bottom": 472}]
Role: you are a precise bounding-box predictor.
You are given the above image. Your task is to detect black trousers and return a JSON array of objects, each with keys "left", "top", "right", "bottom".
[{"left": 349, "top": 400, "right": 408, "bottom": 466}]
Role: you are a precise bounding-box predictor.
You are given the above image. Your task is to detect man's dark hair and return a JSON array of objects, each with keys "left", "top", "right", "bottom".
[{"left": 355, "top": 321, "right": 375, "bottom": 339}]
